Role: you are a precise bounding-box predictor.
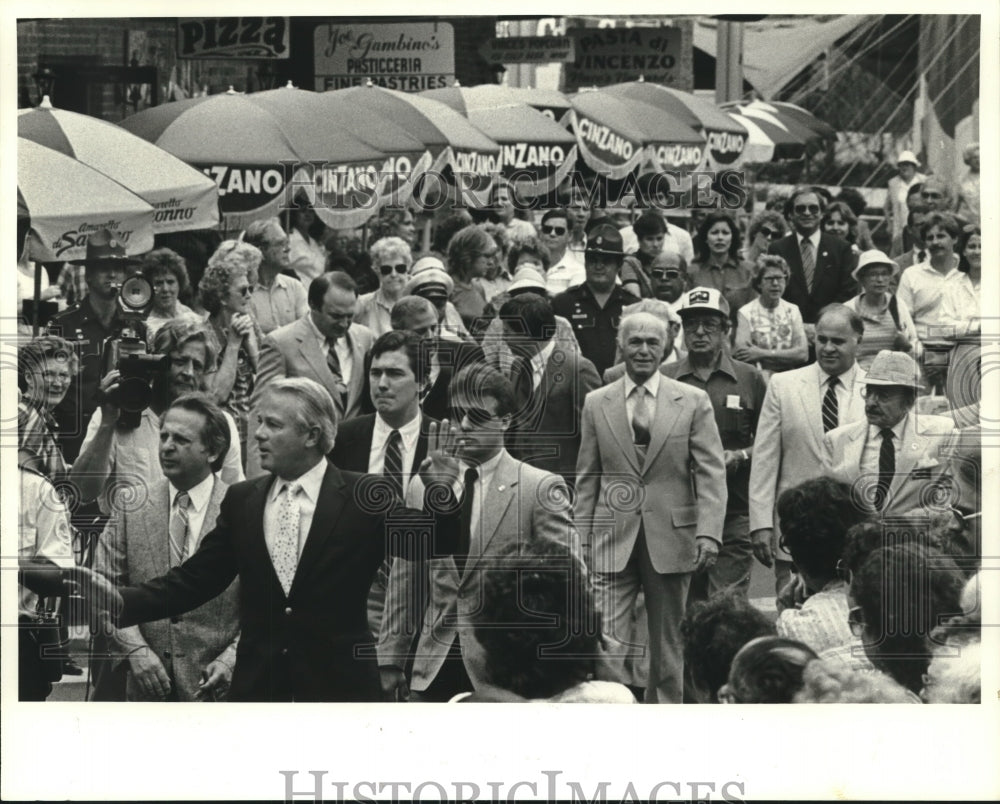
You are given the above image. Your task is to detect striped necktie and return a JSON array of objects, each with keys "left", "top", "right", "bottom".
[
  {"left": 801, "top": 238, "right": 816, "bottom": 292},
  {"left": 822, "top": 376, "right": 840, "bottom": 433},
  {"left": 169, "top": 491, "right": 191, "bottom": 567},
  {"left": 384, "top": 429, "right": 404, "bottom": 502}
]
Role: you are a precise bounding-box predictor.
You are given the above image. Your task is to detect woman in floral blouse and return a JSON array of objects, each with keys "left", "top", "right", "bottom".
[{"left": 733, "top": 254, "right": 809, "bottom": 378}]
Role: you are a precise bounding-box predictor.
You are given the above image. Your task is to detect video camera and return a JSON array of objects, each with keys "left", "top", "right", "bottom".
[{"left": 100, "top": 274, "right": 168, "bottom": 429}]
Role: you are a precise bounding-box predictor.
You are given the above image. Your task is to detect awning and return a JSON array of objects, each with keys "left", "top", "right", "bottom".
[{"left": 693, "top": 15, "right": 871, "bottom": 99}]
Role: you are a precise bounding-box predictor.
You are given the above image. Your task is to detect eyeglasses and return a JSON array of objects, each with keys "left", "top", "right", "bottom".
[
  {"left": 238, "top": 285, "right": 255, "bottom": 296},
  {"left": 449, "top": 405, "right": 497, "bottom": 427},
  {"left": 379, "top": 263, "right": 410, "bottom": 276},
  {"left": 847, "top": 606, "right": 866, "bottom": 637},
  {"left": 921, "top": 191, "right": 943, "bottom": 199},
  {"left": 793, "top": 204, "right": 821, "bottom": 214},
  {"left": 686, "top": 317, "right": 724, "bottom": 333},
  {"left": 760, "top": 275, "right": 786, "bottom": 284},
  {"left": 759, "top": 227, "right": 784, "bottom": 240},
  {"left": 650, "top": 269, "right": 681, "bottom": 280},
  {"left": 860, "top": 386, "right": 906, "bottom": 400},
  {"left": 541, "top": 225, "right": 567, "bottom": 236},
  {"left": 39, "top": 370, "right": 72, "bottom": 383}
]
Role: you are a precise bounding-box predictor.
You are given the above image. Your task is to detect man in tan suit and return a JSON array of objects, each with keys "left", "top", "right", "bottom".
[
  {"left": 749, "top": 304, "right": 868, "bottom": 594},
  {"left": 823, "top": 350, "right": 955, "bottom": 517},
  {"left": 576, "top": 311, "right": 727, "bottom": 703},
  {"left": 247, "top": 272, "right": 374, "bottom": 477},
  {"left": 378, "top": 364, "right": 580, "bottom": 702},
  {"left": 93, "top": 394, "right": 239, "bottom": 701}
]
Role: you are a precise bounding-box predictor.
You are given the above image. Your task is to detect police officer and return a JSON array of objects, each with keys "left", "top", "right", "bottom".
[
  {"left": 46, "top": 229, "right": 144, "bottom": 462},
  {"left": 551, "top": 223, "right": 640, "bottom": 378}
]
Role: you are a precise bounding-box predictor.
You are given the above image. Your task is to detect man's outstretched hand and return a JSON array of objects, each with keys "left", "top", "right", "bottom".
[{"left": 66, "top": 566, "right": 123, "bottom": 626}]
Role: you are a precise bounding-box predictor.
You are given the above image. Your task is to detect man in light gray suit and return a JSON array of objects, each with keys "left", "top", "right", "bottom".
[
  {"left": 93, "top": 394, "right": 239, "bottom": 701},
  {"left": 749, "top": 304, "right": 869, "bottom": 594},
  {"left": 247, "top": 271, "right": 375, "bottom": 477},
  {"left": 576, "top": 311, "right": 727, "bottom": 703}
]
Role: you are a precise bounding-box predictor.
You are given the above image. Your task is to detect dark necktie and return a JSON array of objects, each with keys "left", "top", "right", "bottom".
[
  {"left": 326, "top": 338, "right": 342, "bottom": 380},
  {"left": 801, "top": 238, "right": 816, "bottom": 292},
  {"left": 875, "top": 428, "right": 895, "bottom": 511},
  {"left": 383, "top": 429, "right": 404, "bottom": 502},
  {"left": 455, "top": 467, "right": 478, "bottom": 575},
  {"left": 822, "top": 376, "right": 840, "bottom": 433}
]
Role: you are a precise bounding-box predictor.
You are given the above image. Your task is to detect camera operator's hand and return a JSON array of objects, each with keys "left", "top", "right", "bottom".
[
  {"left": 127, "top": 649, "right": 172, "bottom": 701},
  {"left": 97, "top": 368, "right": 122, "bottom": 423}
]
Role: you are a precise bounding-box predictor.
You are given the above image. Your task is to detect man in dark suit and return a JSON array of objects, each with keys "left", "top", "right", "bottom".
[
  {"left": 498, "top": 292, "right": 601, "bottom": 485},
  {"left": 359, "top": 296, "right": 484, "bottom": 422},
  {"left": 112, "top": 377, "right": 426, "bottom": 702},
  {"left": 768, "top": 186, "right": 856, "bottom": 331},
  {"left": 330, "top": 330, "right": 437, "bottom": 639}
]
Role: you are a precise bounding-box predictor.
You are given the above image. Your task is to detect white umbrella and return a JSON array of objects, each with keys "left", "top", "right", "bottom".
[
  {"left": 18, "top": 98, "right": 219, "bottom": 234},
  {"left": 18, "top": 137, "right": 155, "bottom": 262}
]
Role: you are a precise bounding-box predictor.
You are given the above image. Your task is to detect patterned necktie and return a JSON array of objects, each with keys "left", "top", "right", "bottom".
[
  {"left": 169, "top": 491, "right": 191, "bottom": 567},
  {"left": 384, "top": 429, "right": 404, "bottom": 501},
  {"left": 801, "top": 238, "right": 816, "bottom": 292},
  {"left": 271, "top": 482, "right": 301, "bottom": 596},
  {"left": 875, "top": 429, "right": 896, "bottom": 511},
  {"left": 631, "top": 386, "right": 651, "bottom": 465},
  {"left": 455, "top": 468, "right": 478, "bottom": 576},
  {"left": 822, "top": 376, "right": 840, "bottom": 433},
  {"left": 326, "top": 338, "right": 342, "bottom": 380}
]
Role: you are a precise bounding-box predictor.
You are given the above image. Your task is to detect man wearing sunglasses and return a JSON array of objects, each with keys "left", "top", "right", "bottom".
[
  {"left": 539, "top": 208, "right": 586, "bottom": 295},
  {"left": 822, "top": 349, "right": 955, "bottom": 517},
  {"left": 379, "top": 364, "right": 580, "bottom": 702},
  {"left": 768, "top": 186, "right": 856, "bottom": 333}
]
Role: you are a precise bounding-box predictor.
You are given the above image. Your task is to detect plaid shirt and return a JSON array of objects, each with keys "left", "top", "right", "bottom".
[
  {"left": 57, "top": 265, "right": 88, "bottom": 309},
  {"left": 18, "top": 399, "right": 68, "bottom": 483}
]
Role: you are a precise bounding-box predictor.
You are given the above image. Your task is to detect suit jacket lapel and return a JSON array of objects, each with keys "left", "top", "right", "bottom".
[
  {"left": 844, "top": 424, "right": 867, "bottom": 479},
  {"left": 296, "top": 322, "right": 336, "bottom": 393},
  {"left": 890, "top": 414, "right": 934, "bottom": 496},
  {"left": 292, "top": 463, "right": 347, "bottom": 594},
  {"left": 601, "top": 383, "right": 641, "bottom": 474},
  {"left": 643, "top": 381, "right": 683, "bottom": 472},
  {"left": 245, "top": 474, "right": 282, "bottom": 594},
  {"left": 799, "top": 369, "right": 825, "bottom": 446},
  {"left": 193, "top": 476, "right": 227, "bottom": 550},
  {"left": 148, "top": 482, "right": 171, "bottom": 578},
  {"left": 462, "top": 452, "right": 518, "bottom": 583}
]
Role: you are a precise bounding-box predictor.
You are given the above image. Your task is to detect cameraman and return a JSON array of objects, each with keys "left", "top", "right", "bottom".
[
  {"left": 47, "top": 229, "right": 144, "bottom": 463},
  {"left": 70, "top": 317, "right": 244, "bottom": 512}
]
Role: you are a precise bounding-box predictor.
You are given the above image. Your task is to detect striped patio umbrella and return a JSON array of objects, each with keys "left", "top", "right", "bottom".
[
  {"left": 18, "top": 98, "right": 219, "bottom": 233},
  {"left": 18, "top": 137, "right": 155, "bottom": 262}
]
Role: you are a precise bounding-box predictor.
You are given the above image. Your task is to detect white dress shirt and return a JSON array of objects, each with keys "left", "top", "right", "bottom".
[
  {"left": 860, "top": 417, "right": 907, "bottom": 477},
  {"left": 368, "top": 412, "right": 422, "bottom": 492},
  {"left": 305, "top": 313, "right": 354, "bottom": 385},
  {"left": 288, "top": 229, "right": 327, "bottom": 285},
  {"left": 619, "top": 221, "right": 695, "bottom": 265},
  {"left": 624, "top": 368, "right": 661, "bottom": 421},
  {"left": 938, "top": 272, "right": 981, "bottom": 336},
  {"left": 545, "top": 250, "right": 586, "bottom": 296},
  {"left": 460, "top": 448, "right": 507, "bottom": 544},
  {"left": 816, "top": 361, "right": 859, "bottom": 429},
  {"left": 896, "top": 259, "right": 961, "bottom": 337},
  {"left": 529, "top": 340, "right": 557, "bottom": 391},
  {"left": 250, "top": 273, "right": 308, "bottom": 335},
  {"left": 263, "top": 457, "right": 327, "bottom": 562},
  {"left": 168, "top": 472, "right": 216, "bottom": 557}
]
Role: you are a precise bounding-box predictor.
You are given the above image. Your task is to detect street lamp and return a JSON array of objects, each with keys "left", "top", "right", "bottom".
[{"left": 32, "top": 66, "right": 56, "bottom": 105}]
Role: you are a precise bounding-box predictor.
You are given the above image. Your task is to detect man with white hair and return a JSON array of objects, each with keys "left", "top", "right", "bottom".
[
  {"left": 111, "top": 377, "right": 420, "bottom": 701},
  {"left": 576, "top": 310, "right": 727, "bottom": 703}
]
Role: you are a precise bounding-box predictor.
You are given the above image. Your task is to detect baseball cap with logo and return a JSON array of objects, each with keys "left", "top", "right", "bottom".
[
  {"left": 69, "top": 228, "right": 140, "bottom": 265},
  {"left": 585, "top": 223, "right": 624, "bottom": 257},
  {"left": 677, "top": 286, "right": 731, "bottom": 319}
]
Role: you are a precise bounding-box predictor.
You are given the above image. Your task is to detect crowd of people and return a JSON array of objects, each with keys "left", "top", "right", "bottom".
[{"left": 16, "top": 162, "right": 982, "bottom": 705}]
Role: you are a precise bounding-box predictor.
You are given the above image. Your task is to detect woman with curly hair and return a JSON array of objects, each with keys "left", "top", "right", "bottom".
[
  {"left": 717, "top": 636, "right": 817, "bottom": 703},
  {"left": 454, "top": 537, "right": 635, "bottom": 703},
  {"left": 18, "top": 334, "right": 79, "bottom": 481},
  {"left": 141, "top": 248, "right": 194, "bottom": 338},
  {"left": 743, "top": 210, "right": 787, "bottom": 264},
  {"left": 353, "top": 236, "right": 413, "bottom": 337},
  {"left": 199, "top": 240, "right": 263, "bottom": 465},
  {"left": 688, "top": 211, "right": 754, "bottom": 325},
  {"left": 733, "top": 254, "right": 808, "bottom": 378}
]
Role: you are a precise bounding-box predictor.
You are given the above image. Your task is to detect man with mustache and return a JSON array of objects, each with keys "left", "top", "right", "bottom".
[{"left": 822, "top": 350, "right": 955, "bottom": 517}]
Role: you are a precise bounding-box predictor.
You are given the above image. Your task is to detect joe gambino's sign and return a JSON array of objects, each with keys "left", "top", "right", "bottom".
[{"left": 314, "top": 22, "right": 455, "bottom": 92}]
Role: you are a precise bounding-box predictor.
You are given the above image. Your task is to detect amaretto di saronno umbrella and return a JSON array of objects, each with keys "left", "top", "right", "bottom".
[
  {"left": 18, "top": 137, "right": 155, "bottom": 262},
  {"left": 19, "top": 98, "right": 219, "bottom": 234},
  {"left": 119, "top": 87, "right": 390, "bottom": 230}
]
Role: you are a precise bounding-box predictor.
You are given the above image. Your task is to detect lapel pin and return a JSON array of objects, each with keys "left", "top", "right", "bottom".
[
  {"left": 822, "top": 251, "right": 828, "bottom": 257},
  {"left": 497, "top": 485, "right": 506, "bottom": 492}
]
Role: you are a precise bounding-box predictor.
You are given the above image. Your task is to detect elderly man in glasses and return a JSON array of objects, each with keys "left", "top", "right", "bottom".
[
  {"left": 822, "top": 350, "right": 956, "bottom": 518},
  {"left": 767, "top": 186, "right": 856, "bottom": 339}
]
